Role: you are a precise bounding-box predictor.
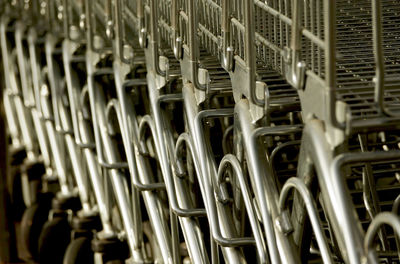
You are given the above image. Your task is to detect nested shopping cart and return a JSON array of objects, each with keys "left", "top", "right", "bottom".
[
  {"left": 271, "top": 0, "right": 400, "bottom": 263},
  {"left": 1, "top": 0, "right": 400, "bottom": 263}
]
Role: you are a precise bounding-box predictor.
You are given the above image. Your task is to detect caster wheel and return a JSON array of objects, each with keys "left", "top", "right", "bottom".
[
  {"left": 10, "top": 161, "right": 45, "bottom": 220},
  {"left": 91, "top": 236, "right": 129, "bottom": 263},
  {"left": 10, "top": 148, "right": 26, "bottom": 166},
  {"left": 63, "top": 237, "right": 94, "bottom": 264},
  {"left": 52, "top": 195, "right": 82, "bottom": 212},
  {"left": 38, "top": 216, "right": 72, "bottom": 264},
  {"left": 20, "top": 192, "right": 53, "bottom": 260},
  {"left": 8, "top": 167, "right": 25, "bottom": 220}
]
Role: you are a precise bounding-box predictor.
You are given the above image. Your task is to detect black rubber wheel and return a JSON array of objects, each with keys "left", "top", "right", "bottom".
[
  {"left": 10, "top": 148, "right": 26, "bottom": 166},
  {"left": 20, "top": 205, "right": 40, "bottom": 260},
  {"left": 38, "top": 216, "right": 72, "bottom": 264},
  {"left": 8, "top": 167, "right": 25, "bottom": 220},
  {"left": 63, "top": 237, "right": 94, "bottom": 264},
  {"left": 91, "top": 236, "right": 130, "bottom": 263},
  {"left": 20, "top": 193, "right": 53, "bottom": 260}
]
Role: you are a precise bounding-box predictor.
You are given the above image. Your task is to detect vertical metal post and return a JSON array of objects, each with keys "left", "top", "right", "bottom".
[{"left": 324, "top": 0, "right": 343, "bottom": 128}]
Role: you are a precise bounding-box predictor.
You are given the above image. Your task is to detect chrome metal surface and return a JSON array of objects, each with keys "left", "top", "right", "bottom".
[{"left": 2, "top": 0, "right": 400, "bottom": 263}]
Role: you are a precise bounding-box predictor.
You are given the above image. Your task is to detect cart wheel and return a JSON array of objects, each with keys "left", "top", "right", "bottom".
[
  {"left": 38, "top": 216, "right": 71, "bottom": 264},
  {"left": 20, "top": 192, "right": 53, "bottom": 260},
  {"left": 63, "top": 237, "right": 94, "bottom": 264},
  {"left": 91, "top": 236, "right": 130, "bottom": 263},
  {"left": 8, "top": 167, "right": 25, "bottom": 220}
]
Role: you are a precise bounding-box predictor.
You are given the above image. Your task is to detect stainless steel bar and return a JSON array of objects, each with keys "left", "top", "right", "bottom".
[
  {"left": 1, "top": 19, "right": 36, "bottom": 159},
  {"left": 217, "top": 154, "right": 268, "bottom": 263},
  {"left": 279, "top": 177, "right": 333, "bottom": 264},
  {"left": 28, "top": 28, "right": 54, "bottom": 176},
  {"left": 187, "top": 0, "right": 207, "bottom": 91},
  {"left": 183, "top": 84, "right": 247, "bottom": 264},
  {"left": 364, "top": 212, "right": 400, "bottom": 262},
  {"left": 58, "top": 98, "right": 92, "bottom": 212},
  {"left": 77, "top": 110, "right": 114, "bottom": 234},
  {"left": 113, "top": 61, "right": 175, "bottom": 264},
  {"left": 39, "top": 74, "right": 71, "bottom": 195},
  {"left": 3, "top": 90, "right": 20, "bottom": 148},
  {"left": 301, "top": 119, "right": 364, "bottom": 264},
  {"left": 45, "top": 34, "right": 63, "bottom": 131},
  {"left": 324, "top": 0, "right": 344, "bottom": 129},
  {"left": 235, "top": 99, "right": 296, "bottom": 264},
  {"left": 85, "top": 64, "right": 146, "bottom": 261},
  {"left": 244, "top": 0, "right": 261, "bottom": 106}
]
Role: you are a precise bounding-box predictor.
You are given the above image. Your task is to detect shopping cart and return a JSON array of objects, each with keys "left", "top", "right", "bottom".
[{"left": 1, "top": 0, "right": 400, "bottom": 263}]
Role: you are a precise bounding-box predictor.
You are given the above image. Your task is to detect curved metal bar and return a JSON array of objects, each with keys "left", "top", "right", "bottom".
[
  {"left": 62, "top": 39, "right": 86, "bottom": 145},
  {"left": 120, "top": 112, "right": 165, "bottom": 191},
  {"left": 85, "top": 69, "right": 145, "bottom": 261},
  {"left": 193, "top": 109, "right": 257, "bottom": 251},
  {"left": 58, "top": 90, "right": 92, "bottom": 212},
  {"left": 298, "top": 119, "right": 364, "bottom": 264},
  {"left": 222, "top": 125, "right": 233, "bottom": 155},
  {"left": 88, "top": 94, "right": 129, "bottom": 170},
  {"left": 140, "top": 116, "right": 205, "bottom": 215},
  {"left": 393, "top": 195, "right": 400, "bottom": 215},
  {"left": 252, "top": 125, "right": 303, "bottom": 139},
  {"left": 76, "top": 110, "right": 115, "bottom": 234},
  {"left": 174, "top": 132, "right": 201, "bottom": 177},
  {"left": 392, "top": 195, "right": 400, "bottom": 261},
  {"left": 217, "top": 154, "right": 267, "bottom": 262},
  {"left": 39, "top": 73, "right": 71, "bottom": 195},
  {"left": 115, "top": 67, "right": 175, "bottom": 264},
  {"left": 73, "top": 86, "right": 97, "bottom": 149},
  {"left": 184, "top": 85, "right": 247, "bottom": 263},
  {"left": 57, "top": 88, "right": 74, "bottom": 134},
  {"left": 3, "top": 90, "right": 21, "bottom": 148},
  {"left": 148, "top": 83, "right": 209, "bottom": 263},
  {"left": 15, "top": 22, "right": 35, "bottom": 108},
  {"left": 79, "top": 85, "right": 91, "bottom": 120},
  {"left": 173, "top": 132, "right": 208, "bottom": 217},
  {"left": 270, "top": 140, "right": 301, "bottom": 166},
  {"left": 106, "top": 100, "right": 146, "bottom": 170},
  {"left": 195, "top": 110, "right": 255, "bottom": 248},
  {"left": 235, "top": 99, "right": 294, "bottom": 264},
  {"left": 5, "top": 46, "right": 36, "bottom": 158},
  {"left": 332, "top": 150, "right": 400, "bottom": 263},
  {"left": 138, "top": 114, "right": 159, "bottom": 156},
  {"left": 365, "top": 212, "right": 400, "bottom": 261},
  {"left": 279, "top": 177, "right": 333, "bottom": 264},
  {"left": 105, "top": 99, "right": 122, "bottom": 136},
  {"left": 27, "top": 28, "right": 53, "bottom": 174},
  {"left": 45, "top": 33, "right": 64, "bottom": 132}
]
